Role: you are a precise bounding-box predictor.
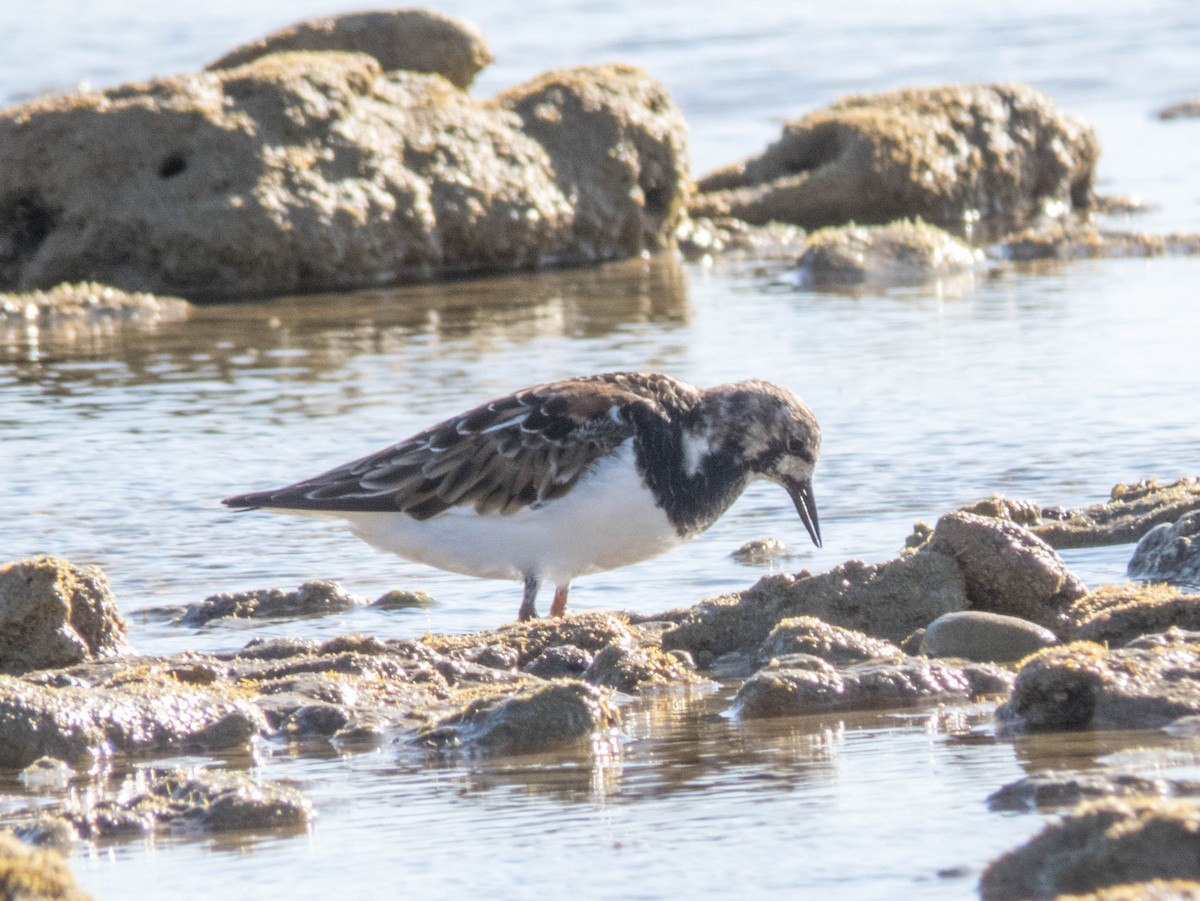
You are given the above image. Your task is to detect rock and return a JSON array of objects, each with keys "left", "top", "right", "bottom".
[
  {"left": 176, "top": 580, "right": 367, "bottom": 626},
  {"left": 206, "top": 9, "right": 493, "bottom": 90},
  {"left": 730, "top": 537, "right": 798, "bottom": 565},
  {"left": 19, "top": 769, "right": 311, "bottom": 842},
  {"left": 582, "top": 640, "right": 693, "bottom": 693},
  {"left": 794, "top": 219, "right": 980, "bottom": 288},
  {"left": 1159, "top": 99, "right": 1200, "bottom": 120},
  {"left": 0, "top": 557, "right": 131, "bottom": 675},
  {"left": 988, "top": 771, "right": 1200, "bottom": 812},
  {"left": 1072, "top": 585, "right": 1200, "bottom": 646},
  {"left": 675, "top": 216, "right": 805, "bottom": 262},
  {"left": 995, "top": 640, "right": 1200, "bottom": 734},
  {"left": 734, "top": 654, "right": 1011, "bottom": 718},
  {"left": 920, "top": 479, "right": 1200, "bottom": 550},
  {"left": 523, "top": 645, "right": 593, "bottom": 679},
  {"left": 980, "top": 797, "right": 1200, "bottom": 900},
  {"left": 919, "top": 611, "right": 1058, "bottom": 663},
  {"left": 995, "top": 222, "right": 1200, "bottom": 261},
  {"left": 758, "top": 616, "right": 903, "bottom": 664},
  {"left": 926, "top": 511, "right": 1084, "bottom": 636},
  {"left": 0, "top": 281, "right": 188, "bottom": 324},
  {"left": 0, "top": 51, "right": 687, "bottom": 299},
  {"left": 0, "top": 831, "right": 91, "bottom": 900},
  {"left": 0, "top": 667, "right": 268, "bottom": 768},
  {"left": 1057, "top": 883, "right": 1200, "bottom": 900},
  {"left": 1128, "top": 512, "right": 1200, "bottom": 585},
  {"left": 690, "top": 83, "right": 1098, "bottom": 235},
  {"left": 662, "top": 552, "right": 968, "bottom": 663},
  {"left": 370, "top": 588, "right": 434, "bottom": 610},
  {"left": 416, "top": 682, "right": 619, "bottom": 754},
  {"left": 424, "top": 612, "right": 697, "bottom": 690}
]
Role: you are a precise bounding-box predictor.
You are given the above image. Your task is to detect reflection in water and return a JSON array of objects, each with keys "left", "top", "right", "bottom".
[{"left": 0, "top": 256, "right": 691, "bottom": 391}]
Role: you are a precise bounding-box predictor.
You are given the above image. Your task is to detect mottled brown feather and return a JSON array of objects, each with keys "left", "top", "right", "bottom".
[{"left": 222, "top": 373, "right": 697, "bottom": 518}]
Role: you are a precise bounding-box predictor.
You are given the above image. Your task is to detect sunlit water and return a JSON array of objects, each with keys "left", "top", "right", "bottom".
[{"left": 3, "top": 1, "right": 1200, "bottom": 898}]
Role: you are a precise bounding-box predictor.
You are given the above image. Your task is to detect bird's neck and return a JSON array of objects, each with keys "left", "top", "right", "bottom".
[{"left": 631, "top": 407, "right": 751, "bottom": 536}]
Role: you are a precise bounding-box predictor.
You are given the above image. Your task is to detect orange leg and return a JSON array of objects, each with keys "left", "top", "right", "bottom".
[{"left": 549, "top": 584, "right": 570, "bottom": 617}]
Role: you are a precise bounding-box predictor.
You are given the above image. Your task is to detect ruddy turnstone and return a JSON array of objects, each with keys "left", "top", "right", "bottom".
[{"left": 222, "top": 371, "right": 821, "bottom": 621}]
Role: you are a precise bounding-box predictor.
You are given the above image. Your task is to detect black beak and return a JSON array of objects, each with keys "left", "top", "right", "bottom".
[{"left": 787, "top": 477, "right": 822, "bottom": 548}]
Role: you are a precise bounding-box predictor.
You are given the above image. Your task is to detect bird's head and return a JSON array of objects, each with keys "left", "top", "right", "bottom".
[{"left": 710, "top": 380, "right": 822, "bottom": 548}]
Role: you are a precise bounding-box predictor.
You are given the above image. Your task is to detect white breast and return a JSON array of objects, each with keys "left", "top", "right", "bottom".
[{"left": 335, "top": 439, "right": 684, "bottom": 585}]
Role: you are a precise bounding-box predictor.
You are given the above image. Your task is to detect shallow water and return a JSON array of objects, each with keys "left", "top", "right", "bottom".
[{"left": 4, "top": 1, "right": 1200, "bottom": 898}]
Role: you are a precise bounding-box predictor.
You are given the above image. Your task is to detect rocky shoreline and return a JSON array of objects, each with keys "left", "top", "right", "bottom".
[{"left": 3, "top": 477, "right": 1200, "bottom": 898}]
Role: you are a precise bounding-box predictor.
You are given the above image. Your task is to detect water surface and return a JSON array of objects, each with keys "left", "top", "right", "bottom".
[{"left": 3, "top": 2, "right": 1200, "bottom": 898}]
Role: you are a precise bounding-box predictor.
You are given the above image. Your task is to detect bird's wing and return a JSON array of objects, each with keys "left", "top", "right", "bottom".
[{"left": 222, "top": 374, "right": 681, "bottom": 519}]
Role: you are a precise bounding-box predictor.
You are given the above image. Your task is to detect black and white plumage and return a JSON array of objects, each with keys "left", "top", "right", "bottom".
[{"left": 222, "top": 371, "right": 822, "bottom": 621}]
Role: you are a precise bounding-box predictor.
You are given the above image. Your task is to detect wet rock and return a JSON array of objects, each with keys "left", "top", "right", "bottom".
[
  {"left": 995, "top": 640, "right": 1200, "bottom": 734},
  {"left": 1128, "top": 512, "right": 1200, "bottom": 585},
  {"left": 206, "top": 9, "right": 493, "bottom": 90},
  {"left": 1071, "top": 585, "right": 1200, "bottom": 646},
  {"left": 663, "top": 552, "right": 968, "bottom": 663},
  {"left": 690, "top": 83, "right": 1098, "bottom": 235},
  {"left": 926, "top": 511, "right": 1084, "bottom": 635},
  {"left": 734, "top": 655, "right": 1011, "bottom": 718},
  {"left": 424, "top": 612, "right": 696, "bottom": 691},
  {"left": 0, "top": 48, "right": 687, "bottom": 299},
  {"left": 0, "top": 666, "right": 268, "bottom": 768},
  {"left": 920, "top": 611, "right": 1058, "bottom": 663},
  {"left": 988, "top": 771, "right": 1200, "bottom": 812},
  {"left": 459, "top": 644, "right": 520, "bottom": 671},
  {"left": 980, "top": 797, "right": 1200, "bottom": 900},
  {"left": 0, "top": 557, "right": 131, "bottom": 675},
  {"left": 0, "top": 831, "right": 91, "bottom": 900},
  {"left": 176, "top": 580, "right": 367, "bottom": 626},
  {"left": 730, "top": 537, "right": 798, "bottom": 565},
  {"left": 994, "top": 221, "right": 1200, "bottom": 261},
  {"left": 524, "top": 645, "right": 593, "bottom": 679},
  {"left": 416, "top": 682, "right": 619, "bottom": 755},
  {"left": 582, "top": 640, "right": 693, "bottom": 693},
  {"left": 794, "top": 219, "right": 980, "bottom": 288},
  {"left": 758, "top": 616, "right": 903, "bottom": 665},
  {"left": 920, "top": 479, "right": 1200, "bottom": 550}
]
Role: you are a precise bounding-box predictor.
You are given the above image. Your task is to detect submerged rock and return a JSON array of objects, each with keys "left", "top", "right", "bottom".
[
  {"left": 1071, "top": 585, "right": 1200, "bottom": 646},
  {"left": 794, "top": 219, "right": 980, "bottom": 288},
  {"left": 730, "top": 537, "right": 799, "bottom": 566},
  {"left": 176, "top": 580, "right": 367, "bottom": 626},
  {"left": 758, "top": 616, "right": 903, "bottom": 665},
  {"left": 734, "top": 654, "right": 1011, "bottom": 718},
  {"left": 988, "top": 771, "right": 1200, "bottom": 812},
  {"left": 0, "top": 831, "right": 91, "bottom": 900},
  {"left": 416, "top": 681, "right": 619, "bottom": 754},
  {"left": 1128, "top": 511, "right": 1200, "bottom": 586},
  {"left": 981, "top": 797, "right": 1200, "bottom": 900},
  {"left": 19, "top": 768, "right": 311, "bottom": 843},
  {"left": 1158, "top": 98, "right": 1200, "bottom": 120},
  {"left": 206, "top": 9, "right": 493, "bottom": 90},
  {"left": 0, "top": 557, "right": 131, "bottom": 675},
  {"left": 995, "top": 639, "right": 1200, "bottom": 734},
  {"left": 0, "top": 44, "right": 687, "bottom": 299},
  {"left": 920, "top": 611, "right": 1058, "bottom": 663},
  {"left": 690, "top": 83, "right": 1098, "bottom": 236}
]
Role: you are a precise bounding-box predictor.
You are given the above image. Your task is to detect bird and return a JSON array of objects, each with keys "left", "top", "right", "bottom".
[{"left": 221, "top": 371, "right": 822, "bottom": 621}]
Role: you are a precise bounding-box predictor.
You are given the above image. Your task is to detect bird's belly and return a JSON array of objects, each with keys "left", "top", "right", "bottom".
[{"left": 339, "top": 442, "right": 684, "bottom": 584}]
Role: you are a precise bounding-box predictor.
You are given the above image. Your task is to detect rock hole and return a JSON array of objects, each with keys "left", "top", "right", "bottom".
[
  {"left": 0, "top": 191, "right": 58, "bottom": 257},
  {"left": 158, "top": 153, "right": 187, "bottom": 179}
]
